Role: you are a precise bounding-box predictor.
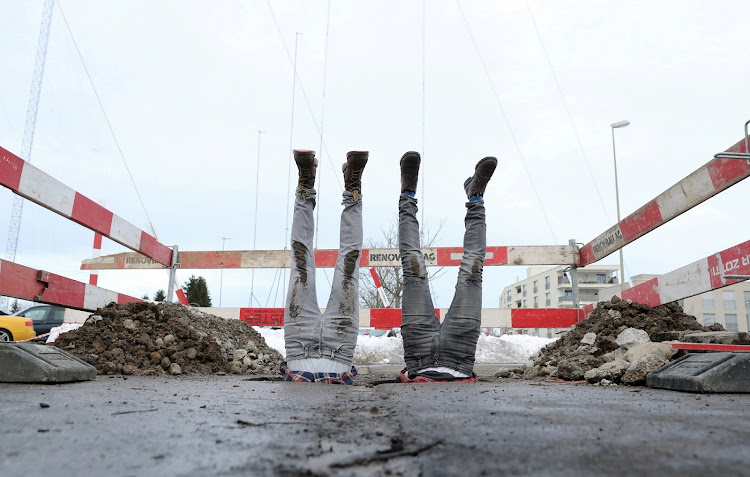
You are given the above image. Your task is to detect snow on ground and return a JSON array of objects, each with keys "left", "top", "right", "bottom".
[{"left": 253, "top": 328, "right": 556, "bottom": 364}]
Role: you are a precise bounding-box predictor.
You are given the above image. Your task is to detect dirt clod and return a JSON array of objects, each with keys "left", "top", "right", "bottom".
[{"left": 56, "top": 302, "right": 283, "bottom": 376}]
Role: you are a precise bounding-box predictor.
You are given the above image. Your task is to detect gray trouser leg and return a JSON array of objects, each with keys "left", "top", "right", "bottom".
[
  {"left": 399, "top": 194, "right": 440, "bottom": 373},
  {"left": 284, "top": 189, "right": 322, "bottom": 361},
  {"left": 320, "top": 191, "right": 363, "bottom": 365},
  {"left": 439, "top": 200, "right": 486, "bottom": 375}
]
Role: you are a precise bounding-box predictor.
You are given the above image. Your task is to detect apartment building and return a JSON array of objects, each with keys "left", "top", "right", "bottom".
[{"left": 498, "top": 265, "right": 619, "bottom": 337}]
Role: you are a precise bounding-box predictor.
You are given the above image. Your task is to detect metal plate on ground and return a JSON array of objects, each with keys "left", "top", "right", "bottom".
[
  {"left": 0, "top": 343, "right": 96, "bottom": 383},
  {"left": 647, "top": 352, "right": 750, "bottom": 393}
]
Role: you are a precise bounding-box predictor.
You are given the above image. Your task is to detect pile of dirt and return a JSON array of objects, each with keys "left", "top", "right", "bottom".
[
  {"left": 55, "top": 302, "right": 283, "bottom": 376},
  {"left": 525, "top": 296, "right": 723, "bottom": 385}
]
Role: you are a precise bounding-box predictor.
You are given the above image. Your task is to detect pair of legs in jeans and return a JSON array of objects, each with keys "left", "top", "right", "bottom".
[
  {"left": 282, "top": 150, "right": 368, "bottom": 382},
  {"left": 399, "top": 151, "right": 497, "bottom": 381},
  {"left": 282, "top": 149, "right": 496, "bottom": 383}
]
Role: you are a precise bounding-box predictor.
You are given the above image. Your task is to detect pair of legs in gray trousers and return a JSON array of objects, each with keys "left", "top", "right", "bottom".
[
  {"left": 399, "top": 195, "right": 486, "bottom": 377},
  {"left": 283, "top": 188, "right": 362, "bottom": 368}
]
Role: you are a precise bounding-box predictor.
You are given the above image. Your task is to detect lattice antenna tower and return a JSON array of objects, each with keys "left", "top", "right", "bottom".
[{"left": 2, "top": 0, "right": 55, "bottom": 312}]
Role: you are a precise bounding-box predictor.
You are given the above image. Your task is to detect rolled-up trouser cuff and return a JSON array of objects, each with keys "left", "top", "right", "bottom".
[{"left": 285, "top": 345, "right": 354, "bottom": 367}]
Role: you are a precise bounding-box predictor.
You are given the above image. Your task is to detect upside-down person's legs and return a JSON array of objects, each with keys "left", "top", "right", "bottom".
[
  {"left": 320, "top": 151, "right": 369, "bottom": 368},
  {"left": 398, "top": 152, "right": 440, "bottom": 375},
  {"left": 439, "top": 157, "right": 497, "bottom": 376},
  {"left": 284, "top": 150, "right": 324, "bottom": 370}
]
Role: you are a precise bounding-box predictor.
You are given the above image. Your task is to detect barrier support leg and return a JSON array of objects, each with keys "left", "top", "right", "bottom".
[
  {"left": 167, "top": 245, "right": 179, "bottom": 302},
  {"left": 569, "top": 239, "right": 580, "bottom": 320}
]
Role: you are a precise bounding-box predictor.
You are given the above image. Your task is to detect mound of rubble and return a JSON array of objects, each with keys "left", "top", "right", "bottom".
[
  {"left": 526, "top": 296, "right": 723, "bottom": 385},
  {"left": 55, "top": 302, "right": 283, "bottom": 376}
]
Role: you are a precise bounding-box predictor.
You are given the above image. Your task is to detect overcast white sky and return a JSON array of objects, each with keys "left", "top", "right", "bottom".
[{"left": 1, "top": 0, "right": 749, "bottom": 310}]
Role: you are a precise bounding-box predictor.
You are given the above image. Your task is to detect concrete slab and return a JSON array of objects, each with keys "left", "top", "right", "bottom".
[
  {"left": 0, "top": 343, "right": 96, "bottom": 383},
  {"left": 1, "top": 375, "right": 749, "bottom": 476},
  {"left": 647, "top": 352, "right": 750, "bottom": 393},
  {"left": 682, "top": 331, "right": 750, "bottom": 345}
]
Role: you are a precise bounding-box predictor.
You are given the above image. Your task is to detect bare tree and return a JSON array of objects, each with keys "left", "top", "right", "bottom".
[{"left": 359, "top": 217, "right": 447, "bottom": 308}]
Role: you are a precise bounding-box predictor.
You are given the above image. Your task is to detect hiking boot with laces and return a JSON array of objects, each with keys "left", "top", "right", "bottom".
[
  {"left": 463, "top": 156, "right": 498, "bottom": 199},
  {"left": 294, "top": 149, "right": 317, "bottom": 199},
  {"left": 343, "top": 151, "right": 369, "bottom": 202},
  {"left": 400, "top": 151, "right": 421, "bottom": 194}
]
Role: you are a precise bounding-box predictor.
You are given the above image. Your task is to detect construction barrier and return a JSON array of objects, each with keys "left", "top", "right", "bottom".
[
  {"left": 0, "top": 146, "right": 174, "bottom": 267},
  {"left": 0, "top": 258, "right": 141, "bottom": 311},
  {"left": 81, "top": 245, "right": 577, "bottom": 270},
  {"left": 580, "top": 137, "right": 750, "bottom": 266},
  {"left": 197, "top": 307, "right": 583, "bottom": 329}
]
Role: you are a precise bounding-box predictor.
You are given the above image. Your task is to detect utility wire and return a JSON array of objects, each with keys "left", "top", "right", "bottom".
[
  {"left": 456, "top": 0, "right": 557, "bottom": 243},
  {"left": 57, "top": 1, "right": 158, "bottom": 239},
  {"left": 265, "top": 0, "right": 342, "bottom": 192},
  {"left": 524, "top": 0, "right": 611, "bottom": 226}
]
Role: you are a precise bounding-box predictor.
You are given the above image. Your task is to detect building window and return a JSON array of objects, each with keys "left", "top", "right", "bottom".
[
  {"left": 545, "top": 276, "right": 550, "bottom": 290},
  {"left": 545, "top": 292, "right": 551, "bottom": 306},
  {"left": 507, "top": 290, "right": 511, "bottom": 303},
  {"left": 533, "top": 296, "right": 538, "bottom": 308},
  {"left": 522, "top": 285, "right": 527, "bottom": 297},
  {"left": 702, "top": 292, "right": 714, "bottom": 310},
  {"left": 703, "top": 313, "right": 715, "bottom": 327},
  {"left": 744, "top": 291, "right": 750, "bottom": 309},
  {"left": 597, "top": 274, "right": 606, "bottom": 284},
  {"left": 723, "top": 290, "right": 736, "bottom": 310},
  {"left": 533, "top": 328, "right": 540, "bottom": 337},
  {"left": 523, "top": 299, "right": 527, "bottom": 308},
  {"left": 725, "top": 314, "right": 738, "bottom": 332},
  {"left": 533, "top": 280, "right": 538, "bottom": 293},
  {"left": 516, "top": 301, "right": 522, "bottom": 308},
  {"left": 564, "top": 290, "right": 573, "bottom": 297}
]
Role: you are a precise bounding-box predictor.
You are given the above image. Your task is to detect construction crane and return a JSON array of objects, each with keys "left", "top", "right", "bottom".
[{"left": 2, "top": 0, "right": 55, "bottom": 312}]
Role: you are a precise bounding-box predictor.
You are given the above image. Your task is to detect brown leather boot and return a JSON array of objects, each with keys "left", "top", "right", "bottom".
[
  {"left": 343, "top": 151, "right": 369, "bottom": 202},
  {"left": 400, "top": 151, "right": 421, "bottom": 194},
  {"left": 294, "top": 149, "right": 317, "bottom": 199},
  {"left": 463, "top": 156, "right": 498, "bottom": 199}
]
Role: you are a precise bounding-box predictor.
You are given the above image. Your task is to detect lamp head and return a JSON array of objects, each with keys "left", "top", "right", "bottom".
[{"left": 611, "top": 120, "right": 630, "bottom": 129}]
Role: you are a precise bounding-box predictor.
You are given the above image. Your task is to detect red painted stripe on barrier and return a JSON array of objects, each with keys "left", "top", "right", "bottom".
[
  {"left": 180, "top": 251, "right": 243, "bottom": 269},
  {"left": 369, "top": 308, "right": 441, "bottom": 329},
  {"left": 621, "top": 277, "right": 660, "bottom": 306},
  {"left": 706, "top": 156, "right": 750, "bottom": 191},
  {"left": 369, "top": 268, "right": 383, "bottom": 288},
  {"left": 89, "top": 275, "right": 98, "bottom": 286},
  {"left": 139, "top": 231, "right": 173, "bottom": 266},
  {"left": 619, "top": 200, "right": 663, "bottom": 241},
  {"left": 239, "top": 308, "right": 285, "bottom": 326},
  {"left": 437, "top": 247, "right": 463, "bottom": 266},
  {"left": 510, "top": 309, "right": 580, "bottom": 328},
  {"left": 0, "top": 260, "right": 45, "bottom": 301},
  {"left": 707, "top": 241, "right": 750, "bottom": 289},
  {"left": 38, "top": 272, "right": 86, "bottom": 308},
  {"left": 671, "top": 343, "right": 750, "bottom": 352},
  {"left": 359, "top": 248, "right": 369, "bottom": 267},
  {"left": 485, "top": 246, "right": 509, "bottom": 265},
  {"left": 580, "top": 244, "right": 594, "bottom": 266},
  {"left": 176, "top": 288, "right": 189, "bottom": 305},
  {"left": 71, "top": 193, "right": 113, "bottom": 235},
  {"left": 314, "top": 250, "right": 338, "bottom": 268},
  {"left": 93, "top": 233, "right": 103, "bottom": 249},
  {"left": 117, "top": 293, "right": 141, "bottom": 305},
  {"left": 0, "top": 147, "right": 24, "bottom": 191}
]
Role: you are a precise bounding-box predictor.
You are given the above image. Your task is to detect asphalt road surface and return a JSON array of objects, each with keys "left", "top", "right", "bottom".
[{"left": 2, "top": 374, "right": 749, "bottom": 476}]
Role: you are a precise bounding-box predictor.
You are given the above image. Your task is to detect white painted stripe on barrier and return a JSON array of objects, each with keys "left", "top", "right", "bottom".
[
  {"left": 18, "top": 163, "right": 76, "bottom": 217},
  {"left": 449, "top": 252, "right": 496, "bottom": 261},
  {"left": 110, "top": 214, "right": 143, "bottom": 250},
  {"left": 657, "top": 259, "right": 712, "bottom": 304},
  {"left": 655, "top": 167, "right": 714, "bottom": 222},
  {"left": 83, "top": 284, "right": 119, "bottom": 310}
]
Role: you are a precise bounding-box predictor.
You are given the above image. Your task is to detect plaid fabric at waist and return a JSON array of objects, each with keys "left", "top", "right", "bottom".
[
  {"left": 280, "top": 361, "right": 358, "bottom": 385},
  {"left": 399, "top": 367, "right": 479, "bottom": 383}
]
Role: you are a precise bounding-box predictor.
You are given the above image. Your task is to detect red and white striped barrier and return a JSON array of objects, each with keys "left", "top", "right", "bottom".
[
  {"left": 618, "top": 239, "right": 750, "bottom": 307},
  {"left": 0, "top": 146, "right": 173, "bottom": 267},
  {"left": 369, "top": 268, "right": 391, "bottom": 308},
  {"left": 197, "top": 306, "right": 582, "bottom": 329},
  {"left": 89, "top": 232, "right": 103, "bottom": 286},
  {"left": 81, "top": 245, "right": 577, "bottom": 270},
  {"left": 580, "top": 137, "right": 750, "bottom": 266},
  {"left": 0, "top": 258, "right": 141, "bottom": 311}
]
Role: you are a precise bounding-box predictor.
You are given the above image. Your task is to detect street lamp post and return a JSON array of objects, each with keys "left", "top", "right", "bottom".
[
  {"left": 611, "top": 120, "right": 630, "bottom": 293},
  {"left": 219, "top": 237, "right": 231, "bottom": 307}
]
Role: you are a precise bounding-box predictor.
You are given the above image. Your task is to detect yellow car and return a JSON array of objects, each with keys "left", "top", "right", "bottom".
[{"left": 0, "top": 314, "right": 36, "bottom": 342}]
